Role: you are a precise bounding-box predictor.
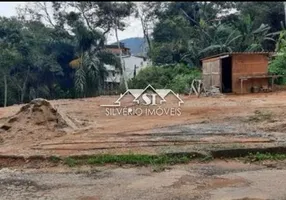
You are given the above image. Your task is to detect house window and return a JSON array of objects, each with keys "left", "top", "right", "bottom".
[{"left": 112, "top": 71, "right": 115, "bottom": 77}]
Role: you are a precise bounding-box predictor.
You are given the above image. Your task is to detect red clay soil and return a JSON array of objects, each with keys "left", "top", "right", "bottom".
[{"left": 0, "top": 91, "right": 286, "bottom": 157}]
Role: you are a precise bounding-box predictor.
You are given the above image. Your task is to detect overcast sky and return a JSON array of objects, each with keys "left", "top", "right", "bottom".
[{"left": 0, "top": 2, "right": 143, "bottom": 44}]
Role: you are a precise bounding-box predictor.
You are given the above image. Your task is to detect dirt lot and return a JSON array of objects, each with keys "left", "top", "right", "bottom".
[
  {"left": 1, "top": 91, "right": 286, "bottom": 157},
  {"left": 1, "top": 91, "right": 286, "bottom": 199}
]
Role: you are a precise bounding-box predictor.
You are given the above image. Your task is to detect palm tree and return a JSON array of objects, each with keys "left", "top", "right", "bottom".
[
  {"left": 69, "top": 24, "right": 121, "bottom": 97},
  {"left": 198, "top": 15, "right": 278, "bottom": 58},
  {"left": 198, "top": 23, "right": 242, "bottom": 56},
  {"left": 233, "top": 14, "right": 278, "bottom": 52}
]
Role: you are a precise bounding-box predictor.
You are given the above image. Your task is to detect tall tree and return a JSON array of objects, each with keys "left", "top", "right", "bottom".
[
  {"left": 94, "top": 2, "right": 136, "bottom": 90},
  {"left": 150, "top": 2, "right": 278, "bottom": 66},
  {"left": 135, "top": 2, "right": 166, "bottom": 54},
  {"left": 0, "top": 17, "right": 22, "bottom": 106},
  {"left": 235, "top": 2, "right": 284, "bottom": 50}
]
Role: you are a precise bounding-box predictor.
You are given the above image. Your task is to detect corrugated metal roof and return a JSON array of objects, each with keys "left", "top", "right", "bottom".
[{"left": 201, "top": 52, "right": 275, "bottom": 61}]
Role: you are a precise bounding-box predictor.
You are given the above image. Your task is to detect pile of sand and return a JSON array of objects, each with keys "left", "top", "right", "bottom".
[{"left": 0, "top": 98, "right": 78, "bottom": 142}]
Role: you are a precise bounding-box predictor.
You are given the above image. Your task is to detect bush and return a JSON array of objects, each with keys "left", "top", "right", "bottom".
[
  {"left": 128, "top": 63, "right": 201, "bottom": 93},
  {"left": 269, "top": 55, "right": 286, "bottom": 84},
  {"left": 167, "top": 74, "right": 196, "bottom": 94},
  {"left": 268, "top": 30, "right": 286, "bottom": 85}
]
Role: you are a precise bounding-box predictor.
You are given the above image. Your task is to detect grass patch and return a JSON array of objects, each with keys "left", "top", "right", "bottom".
[
  {"left": 48, "top": 156, "right": 61, "bottom": 163},
  {"left": 64, "top": 157, "right": 78, "bottom": 167},
  {"left": 85, "top": 154, "right": 192, "bottom": 166},
  {"left": 248, "top": 110, "right": 273, "bottom": 122},
  {"left": 246, "top": 152, "right": 286, "bottom": 162},
  {"left": 61, "top": 153, "right": 200, "bottom": 167}
]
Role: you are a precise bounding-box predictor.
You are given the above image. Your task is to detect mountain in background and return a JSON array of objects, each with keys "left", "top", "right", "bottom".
[{"left": 111, "top": 37, "right": 147, "bottom": 56}]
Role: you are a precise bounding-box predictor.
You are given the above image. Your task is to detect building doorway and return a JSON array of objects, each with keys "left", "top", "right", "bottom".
[{"left": 221, "top": 57, "right": 232, "bottom": 93}]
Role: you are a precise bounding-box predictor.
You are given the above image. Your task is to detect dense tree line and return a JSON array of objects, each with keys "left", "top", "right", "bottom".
[
  {"left": 0, "top": 2, "right": 285, "bottom": 106},
  {"left": 131, "top": 2, "right": 286, "bottom": 90},
  {"left": 149, "top": 2, "right": 283, "bottom": 66},
  {"left": 0, "top": 2, "right": 134, "bottom": 106}
]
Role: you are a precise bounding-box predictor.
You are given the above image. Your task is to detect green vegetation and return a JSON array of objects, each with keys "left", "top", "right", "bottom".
[
  {"left": 246, "top": 152, "right": 286, "bottom": 162},
  {"left": 129, "top": 63, "right": 201, "bottom": 93},
  {"left": 269, "top": 30, "right": 286, "bottom": 84},
  {"left": 21, "top": 151, "right": 286, "bottom": 167},
  {"left": 49, "top": 156, "right": 61, "bottom": 163},
  {"left": 56, "top": 153, "right": 217, "bottom": 167},
  {"left": 73, "top": 154, "right": 196, "bottom": 166},
  {"left": 0, "top": 2, "right": 286, "bottom": 106},
  {"left": 43, "top": 152, "right": 286, "bottom": 167},
  {"left": 0, "top": 2, "right": 133, "bottom": 107},
  {"left": 64, "top": 157, "right": 79, "bottom": 167},
  {"left": 150, "top": 2, "right": 282, "bottom": 67},
  {"left": 49, "top": 153, "right": 203, "bottom": 167}
]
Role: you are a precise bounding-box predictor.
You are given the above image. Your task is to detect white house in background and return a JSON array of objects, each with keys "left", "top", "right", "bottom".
[
  {"left": 104, "top": 64, "right": 121, "bottom": 84},
  {"left": 103, "top": 43, "right": 151, "bottom": 92},
  {"left": 103, "top": 55, "right": 150, "bottom": 90},
  {"left": 122, "top": 55, "right": 150, "bottom": 80}
]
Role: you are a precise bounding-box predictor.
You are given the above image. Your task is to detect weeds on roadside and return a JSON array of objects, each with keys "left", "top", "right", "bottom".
[
  {"left": 57, "top": 153, "right": 200, "bottom": 167},
  {"left": 49, "top": 156, "right": 61, "bottom": 163},
  {"left": 64, "top": 157, "right": 78, "bottom": 167},
  {"left": 246, "top": 152, "right": 286, "bottom": 162},
  {"left": 85, "top": 154, "right": 192, "bottom": 166}
]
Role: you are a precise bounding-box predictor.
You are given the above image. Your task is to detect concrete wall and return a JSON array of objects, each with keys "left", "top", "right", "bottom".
[{"left": 232, "top": 54, "right": 269, "bottom": 94}]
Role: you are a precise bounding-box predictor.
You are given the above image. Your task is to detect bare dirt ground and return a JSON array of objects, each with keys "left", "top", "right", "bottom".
[
  {"left": 1, "top": 91, "right": 286, "bottom": 157},
  {"left": 1, "top": 91, "right": 286, "bottom": 199},
  {"left": 2, "top": 159, "right": 286, "bottom": 200}
]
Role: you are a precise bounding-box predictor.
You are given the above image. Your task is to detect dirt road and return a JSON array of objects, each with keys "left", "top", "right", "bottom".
[{"left": 1, "top": 160, "right": 286, "bottom": 200}]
